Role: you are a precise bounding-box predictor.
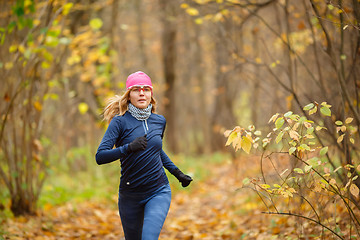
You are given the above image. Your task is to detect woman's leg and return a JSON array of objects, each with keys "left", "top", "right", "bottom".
[
  {"left": 118, "top": 194, "right": 144, "bottom": 240},
  {"left": 142, "top": 184, "right": 172, "bottom": 240}
]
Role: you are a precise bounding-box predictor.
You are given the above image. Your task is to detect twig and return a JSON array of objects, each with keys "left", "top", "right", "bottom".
[{"left": 262, "top": 211, "right": 345, "bottom": 239}]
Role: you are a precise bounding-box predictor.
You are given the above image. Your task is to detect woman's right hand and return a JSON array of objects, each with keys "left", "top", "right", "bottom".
[{"left": 127, "top": 134, "right": 147, "bottom": 153}]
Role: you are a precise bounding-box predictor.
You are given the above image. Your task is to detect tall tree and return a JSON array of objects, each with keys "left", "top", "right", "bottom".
[{"left": 159, "top": 0, "right": 179, "bottom": 153}]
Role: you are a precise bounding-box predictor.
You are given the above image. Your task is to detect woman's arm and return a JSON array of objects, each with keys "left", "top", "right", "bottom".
[
  {"left": 160, "top": 150, "right": 178, "bottom": 174},
  {"left": 160, "top": 116, "right": 193, "bottom": 187},
  {"left": 95, "top": 117, "right": 128, "bottom": 165},
  {"left": 160, "top": 150, "right": 193, "bottom": 187}
]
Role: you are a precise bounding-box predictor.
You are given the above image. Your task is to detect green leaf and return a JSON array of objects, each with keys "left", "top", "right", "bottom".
[
  {"left": 319, "top": 146, "right": 328, "bottom": 156},
  {"left": 298, "top": 116, "right": 307, "bottom": 124},
  {"left": 305, "top": 165, "right": 312, "bottom": 172},
  {"left": 7, "top": 21, "right": 16, "bottom": 33},
  {"left": 275, "top": 131, "right": 284, "bottom": 143},
  {"left": 303, "top": 103, "right": 314, "bottom": 111},
  {"left": 13, "top": 4, "right": 25, "bottom": 17},
  {"left": 307, "top": 127, "right": 314, "bottom": 134},
  {"left": 59, "top": 37, "right": 71, "bottom": 45},
  {"left": 242, "top": 178, "right": 250, "bottom": 186},
  {"left": 335, "top": 121, "right": 343, "bottom": 125},
  {"left": 45, "top": 36, "right": 59, "bottom": 47},
  {"left": 254, "top": 130, "right": 261, "bottom": 136},
  {"left": 275, "top": 117, "right": 285, "bottom": 129},
  {"left": 307, "top": 157, "right": 319, "bottom": 167},
  {"left": 284, "top": 111, "right": 293, "bottom": 117},
  {"left": 289, "top": 146, "right": 296, "bottom": 155},
  {"left": 299, "top": 144, "right": 311, "bottom": 151},
  {"left": 320, "top": 106, "right": 331, "bottom": 116}
]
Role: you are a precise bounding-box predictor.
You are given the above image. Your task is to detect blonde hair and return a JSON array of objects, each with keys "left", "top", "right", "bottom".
[{"left": 103, "top": 90, "right": 157, "bottom": 123}]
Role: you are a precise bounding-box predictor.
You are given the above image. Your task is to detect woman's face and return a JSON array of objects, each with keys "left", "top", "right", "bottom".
[{"left": 129, "top": 86, "right": 152, "bottom": 109}]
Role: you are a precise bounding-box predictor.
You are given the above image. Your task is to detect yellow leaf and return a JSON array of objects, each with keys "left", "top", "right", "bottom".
[
  {"left": 289, "top": 130, "right": 300, "bottom": 141},
  {"left": 194, "top": 18, "right": 203, "bottom": 25},
  {"left": 340, "top": 125, "right": 346, "bottom": 132},
  {"left": 345, "top": 117, "right": 353, "bottom": 124},
  {"left": 225, "top": 131, "right": 237, "bottom": 146},
  {"left": 195, "top": 0, "right": 212, "bottom": 3},
  {"left": 18, "top": 45, "right": 25, "bottom": 53},
  {"left": 224, "top": 130, "right": 232, "bottom": 137},
  {"left": 80, "top": 73, "right": 91, "bottom": 82},
  {"left": 33, "top": 19, "right": 40, "bottom": 26},
  {"left": 241, "top": 136, "right": 252, "bottom": 154},
  {"left": 41, "top": 61, "right": 50, "bottom": 69},
  {"left": 329, "top": 178, "right": 337, "bottom": 186},
  {"left": 9, "top": 45, "right": 17, "bottom": 53},
  {"left": 78, "top": 102, "right": 89, "bottom": 114},
  {"left": 90, "top": 18, "right": 103, "bottom": 30},
  {"left": 5, "top": 62, "right": 13, "bottom": 69},
  {"left": 235, "top": 137, "right": 242, "bottom": 151},
  {"left": 63, "top": 3, "right": 73, "bottom": 16},
  {"left": 67, "top": 54, "right": 81, "bottom": 65},
  {"left": 350, "top": 184, "right": 359, "bottom": 197},
  {"left": 186, "top": 8, "right": 199, "bottom": 16},
  {"left": 309, "top": 106, "right": 317, "bottom": 115},
  {"left": 213, "top": 12, "right": 224, "bottom": 22},
  {"left": 268, "top": 113, "right": 279, "bottom": 123},
  {"left": 34, "top": 101, "right": 42, "bottom": 111},
  {"left": 337, "top": 134, "right": 345, "bottom": 143}
]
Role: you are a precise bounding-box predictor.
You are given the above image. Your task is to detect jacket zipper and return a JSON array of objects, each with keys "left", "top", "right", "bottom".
[{"left": 143, "top": 119, "right": 149, "bottom": 134}]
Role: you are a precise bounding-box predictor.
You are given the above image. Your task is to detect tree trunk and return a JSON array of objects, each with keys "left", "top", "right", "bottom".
[
  {"left": 210, "top": 23, "right": 237, "bottom": 151},
  {"left": 159, "top": 0, "right": 179, "bottom": 153}
]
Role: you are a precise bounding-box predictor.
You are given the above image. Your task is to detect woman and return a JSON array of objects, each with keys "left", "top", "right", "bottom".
[{"left": 95, "top": 71, "right": 192, "bottom": 240}]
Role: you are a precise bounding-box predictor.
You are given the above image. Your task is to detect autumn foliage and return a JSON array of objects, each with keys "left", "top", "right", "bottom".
[
  {"left": 225, "top": 101, "right": 360, "bottom": 239},
  {"left": 1, "top": 0, "right": 360, "bottom": 239}
]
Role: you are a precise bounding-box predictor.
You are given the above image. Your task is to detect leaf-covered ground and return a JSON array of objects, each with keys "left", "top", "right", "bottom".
[{"left": 1, "top": 156, "right": 357, "bottom": 239}]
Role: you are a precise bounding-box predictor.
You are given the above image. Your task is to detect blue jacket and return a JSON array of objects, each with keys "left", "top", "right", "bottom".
[{"left": 95, "top": 111, "right": 178, "bottom": 193}]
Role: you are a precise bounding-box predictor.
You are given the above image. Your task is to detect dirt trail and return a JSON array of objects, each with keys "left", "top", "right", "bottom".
[{"left": 2, "top": 160, "right": 296, "bottom": 239}]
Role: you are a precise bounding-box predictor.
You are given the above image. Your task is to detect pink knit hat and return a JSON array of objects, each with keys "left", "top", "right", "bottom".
[{"left": 126, "top": 71, "right": 153, "bottom": 90}]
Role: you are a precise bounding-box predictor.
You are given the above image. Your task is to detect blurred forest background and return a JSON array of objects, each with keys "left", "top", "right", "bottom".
[{"left": 1, "top": 0, "right": 360, "bottom": 239}]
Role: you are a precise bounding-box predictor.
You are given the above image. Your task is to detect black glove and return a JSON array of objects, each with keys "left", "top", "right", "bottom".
[
  {"left": 128, "top": 134, "right": 147, "bottom": 153},
  {"left": 173, "top": 168, "right": 193, "bottom": 187}
]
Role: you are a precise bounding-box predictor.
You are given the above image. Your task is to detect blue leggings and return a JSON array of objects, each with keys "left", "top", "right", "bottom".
[{"left": 118, "top": 184, "right": 172, "bottom": 240}]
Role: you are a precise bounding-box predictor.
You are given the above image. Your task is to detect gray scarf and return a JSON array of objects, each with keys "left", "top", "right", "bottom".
[{"left": 128, "top": 103, "right": 152, "bottom": 120}]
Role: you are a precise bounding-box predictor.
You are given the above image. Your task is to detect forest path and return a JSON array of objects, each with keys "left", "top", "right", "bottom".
[{"left": 2, "top": 157, "right": 289, "bottom": 240}]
